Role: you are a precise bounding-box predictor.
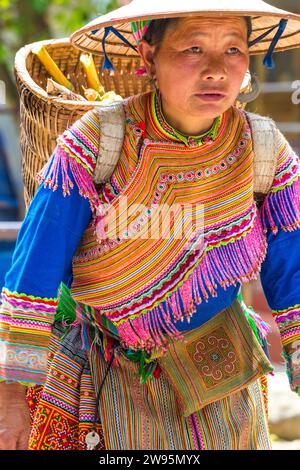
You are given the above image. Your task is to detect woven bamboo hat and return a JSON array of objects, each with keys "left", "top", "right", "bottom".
[{"left": 70, "top": 0, "right": 300, "bottom": 70}]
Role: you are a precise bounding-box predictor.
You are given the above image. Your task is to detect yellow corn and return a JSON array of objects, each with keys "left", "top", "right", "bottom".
[
  {"left": 80, "top": 53, "right": 105, "bottom": 96},
  {"left": 32, "top": 45, "right": 73, "bottom": 90},
  {"left": 82, "top": 86, "right": 101, "bottom": 101}
]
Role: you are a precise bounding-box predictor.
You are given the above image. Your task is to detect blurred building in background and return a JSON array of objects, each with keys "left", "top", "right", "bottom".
[
  {"left": 249, "top": 0, "right": 300, "bottom": 154},
  {"left": 243, "top": 0, "right": 300, "bottom": 362}
]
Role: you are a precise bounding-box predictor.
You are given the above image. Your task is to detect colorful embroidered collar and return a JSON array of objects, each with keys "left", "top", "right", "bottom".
[
  {"left": 71, "top": 96, "right": 263, "bottom": 356},
  {"left": 151, "top": 90, "right": 222, "bottom": 147}
]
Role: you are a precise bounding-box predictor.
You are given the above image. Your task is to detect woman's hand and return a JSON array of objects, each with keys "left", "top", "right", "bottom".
[
  {"left": 0, "top": 382, "right": 31, "bottom": 450},
  {"left": 283, "top": 340, "right": 300, "bottom": 396}
]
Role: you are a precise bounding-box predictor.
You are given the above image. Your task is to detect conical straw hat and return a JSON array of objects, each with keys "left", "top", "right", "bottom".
[{"left": 70, "top": 0, "right": 300, "bottom": 60}]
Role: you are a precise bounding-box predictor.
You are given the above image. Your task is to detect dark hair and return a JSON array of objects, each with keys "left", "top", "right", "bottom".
[{"left": 143, "top": 16, "right": 253, "bottom": 50}]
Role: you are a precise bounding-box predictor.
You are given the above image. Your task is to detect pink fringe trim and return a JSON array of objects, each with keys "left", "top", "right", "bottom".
[
  {"left": 115, "top": 212, "right": 268, "bottom": 355},
  {"left": 260, "top": 176, "right": 300, "bottom": 234},
  {"left": 248, "top": 310, "right": 272, "bottom": 339},
  {"left": 36, "top": 145, "right": 107, "bottom": 239},
  {"left": 273, "top": 305, "right": 300, "bottom": 324}
]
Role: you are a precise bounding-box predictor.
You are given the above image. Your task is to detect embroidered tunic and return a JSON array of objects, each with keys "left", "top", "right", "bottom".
[{"left": 0, "top": 90, "right": 300, "bottom": 386}]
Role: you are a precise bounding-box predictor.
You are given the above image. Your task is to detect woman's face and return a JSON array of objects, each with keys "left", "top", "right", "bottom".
[{"left": 138, "top": 16, "right": 250, "bottom": 134}]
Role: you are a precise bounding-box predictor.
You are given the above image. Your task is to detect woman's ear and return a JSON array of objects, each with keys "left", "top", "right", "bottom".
[{"left": 137, "top": 40, "right": 157, "bottom": 77}]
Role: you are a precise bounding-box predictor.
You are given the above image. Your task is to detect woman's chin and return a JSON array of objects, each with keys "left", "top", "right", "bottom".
[{"left": 189, "top": 100, "right": 230, "bottom": 117}]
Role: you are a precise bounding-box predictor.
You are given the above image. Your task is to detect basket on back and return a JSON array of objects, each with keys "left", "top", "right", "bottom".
[{"left": 14, "top": 37, "right": 150, "bottom": 209}]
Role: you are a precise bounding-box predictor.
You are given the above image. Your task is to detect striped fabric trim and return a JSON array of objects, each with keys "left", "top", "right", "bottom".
[
  {"left": 260, "top": 128, "right": 300, "bottom": 234},
  {"left": 36, "top": 109, "right": 103, "bottom": 215},
  {"left": 272, "top": 304, "right": 300, "bottom": 347},
  {"left": 189, "top": 378, "right": 271, "bottom": 449},
  {"left": 0, "top": 288, "right": 58, "bottom": 385},
  {"left": 272, "top": 305, "right": 300, "bottom": 394},
  {"left": 57, "top": 109, "right": 100, "bottom": 176},
  {"left": 272, "top": 129, "right": 300, "bottom": 192}
]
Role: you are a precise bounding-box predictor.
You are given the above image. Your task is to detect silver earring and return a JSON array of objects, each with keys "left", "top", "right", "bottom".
[{"left": 236, "top": 73, "right": 260, "bottom": 104}]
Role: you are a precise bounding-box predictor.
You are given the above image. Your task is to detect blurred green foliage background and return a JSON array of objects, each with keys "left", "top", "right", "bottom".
[
  {"left": 0, "top": 0, "right": 299, "bottom": 106},
  {"left": 0, "top": 0, "right": 119, "bottom": 103}
]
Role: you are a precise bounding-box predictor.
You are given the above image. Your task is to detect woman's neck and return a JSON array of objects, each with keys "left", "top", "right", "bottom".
[{"left": 160, "top": 95, "right": 216, "bottom": 136}]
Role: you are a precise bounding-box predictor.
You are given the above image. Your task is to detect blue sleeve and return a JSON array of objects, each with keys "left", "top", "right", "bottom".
[
  {"left": 0, "top": 152, "right": 93, "bottom": 385},
  {"left": 0, "top": 107, "right": 102, "bottom": 385},
  {"left": 4, "top": 152, "right": 93, "bottom": 297},
  {"left": 260, "top": 226, "right": 300, "bottom": 311}
]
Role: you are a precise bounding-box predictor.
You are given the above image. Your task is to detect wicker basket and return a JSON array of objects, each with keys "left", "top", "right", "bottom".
[{"left": 14, "top": 37, "right": 151, "bottom": 209}]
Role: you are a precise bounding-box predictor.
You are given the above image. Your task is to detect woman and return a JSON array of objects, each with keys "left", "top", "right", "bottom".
[{"left": 0, "top": 0, "right": 300, "bottom": 450}]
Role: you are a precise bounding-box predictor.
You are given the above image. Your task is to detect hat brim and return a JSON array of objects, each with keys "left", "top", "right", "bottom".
[{"left": 69, "top": 1, "right": 300, "bottom": 58}]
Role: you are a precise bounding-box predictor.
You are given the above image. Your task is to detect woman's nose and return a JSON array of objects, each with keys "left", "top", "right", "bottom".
[{"left": 201, "top": 59, "right": 226, "bottom": 81}]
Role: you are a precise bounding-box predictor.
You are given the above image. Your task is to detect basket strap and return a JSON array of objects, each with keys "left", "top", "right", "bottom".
[
  {"left": 93, "top": 101, "right": 126, "bottom": 184},
  {"left": 245, "top": 111, "right": 277, "bottom": 197}
]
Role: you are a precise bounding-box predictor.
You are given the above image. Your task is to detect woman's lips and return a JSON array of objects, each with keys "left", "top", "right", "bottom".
[{"left": 195, "top": 93, "right": 225, "bottom": 102}]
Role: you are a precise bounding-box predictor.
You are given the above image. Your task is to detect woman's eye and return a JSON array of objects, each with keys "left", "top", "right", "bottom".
[
  {"left": 186, "top": 46, "right": 202, "bottom": 54},
  {"left": 227, "top": 47, "right": 240, "bottom": 54}
]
